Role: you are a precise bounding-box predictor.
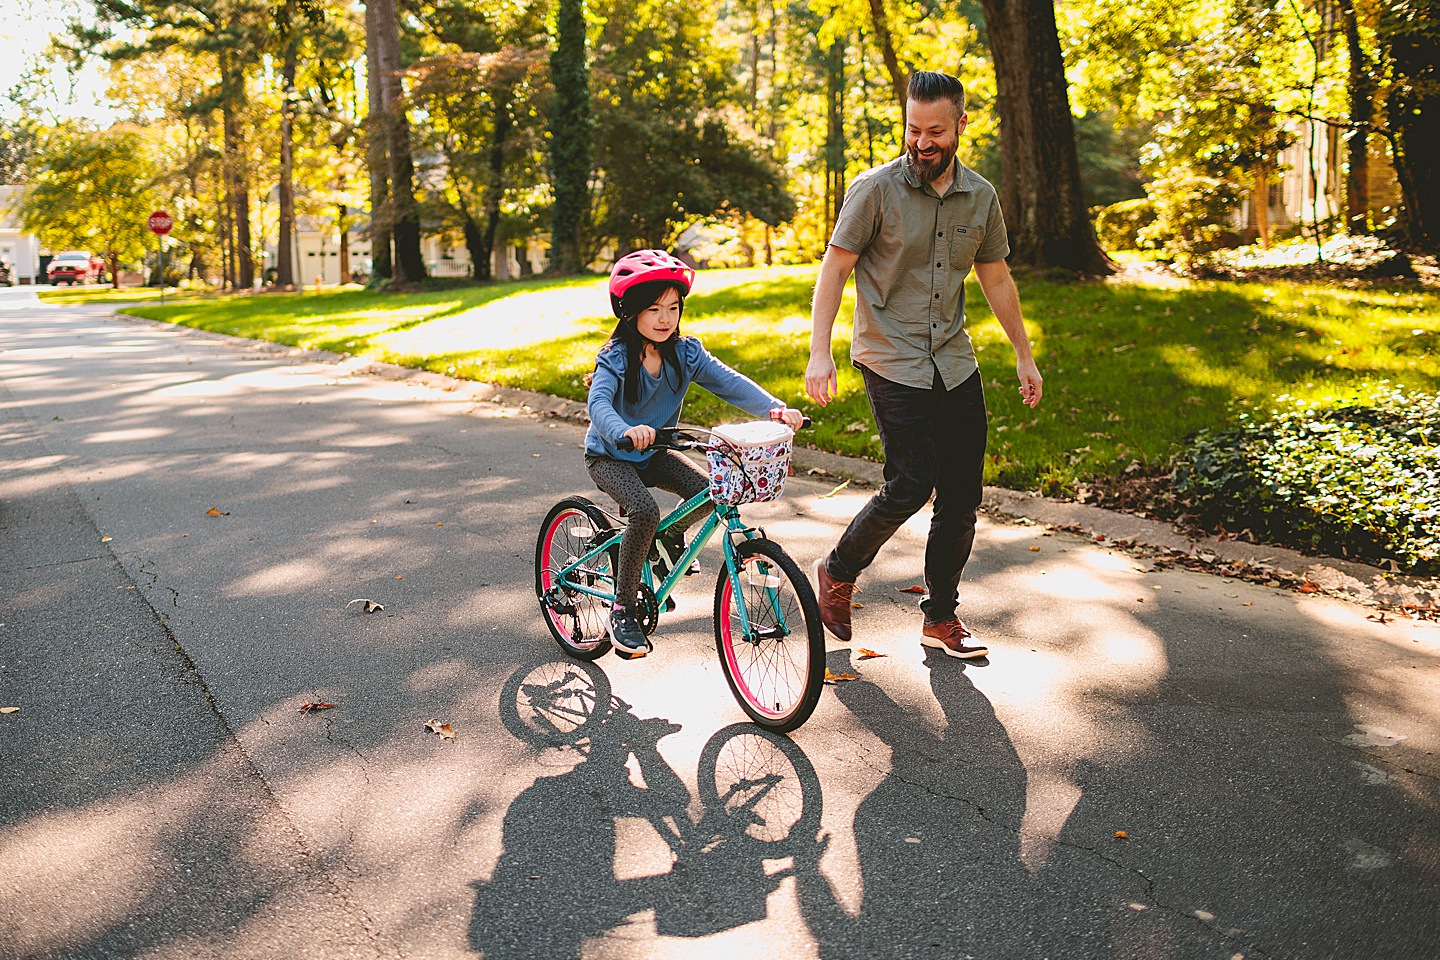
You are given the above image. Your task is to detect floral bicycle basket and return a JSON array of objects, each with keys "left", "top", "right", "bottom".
[{"left": 706, "top": 420, "right": 794, "bottom": 506}]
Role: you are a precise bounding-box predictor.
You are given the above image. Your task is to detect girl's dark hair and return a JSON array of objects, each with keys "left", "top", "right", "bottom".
[
  {"left": 587, "top": 279, "right": 687, "bottom": 403},
  {"left": 907, "top": 70, "right": 967, "bottom": 121}
]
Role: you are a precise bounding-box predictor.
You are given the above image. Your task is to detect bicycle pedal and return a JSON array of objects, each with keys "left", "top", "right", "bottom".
[{"left": 663, "top": 596, "right": 677, "bottom": 612}]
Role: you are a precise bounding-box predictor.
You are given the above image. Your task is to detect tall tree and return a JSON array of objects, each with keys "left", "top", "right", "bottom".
[
  {"left": 276, "top": 0, "right": 301, "bottom": 287},
  {"left": 1340, "top": 0, "right": 1371, "bottom": 235},
  {"left": 976, "top": 0, "right": 1114, "bottom": 274},
  {"left": 1379, "top": 0, "right": 1439, "bottom": 251},
  {"left": 17, "top": 126, "right": 160, "bottom": 288},
  {"left": 548, "top": 0, "right": 591, "bottom": 273},
  {"left": 363, "top": 0, "right": 393, "bottom": 283},
  {"left": 368, "top": 0, "right": 427, "bottom": 281}
]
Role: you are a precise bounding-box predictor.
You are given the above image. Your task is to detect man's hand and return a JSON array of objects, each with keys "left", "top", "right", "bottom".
[
  {"left": 804, "top": 354, "right": 838, "bottom": 407},
  {"left": 623, "top": 424, "right": 656, "bottom": 450},
  {"left": 1017, "top": 357, "right": 1043, "bottom": 408}
]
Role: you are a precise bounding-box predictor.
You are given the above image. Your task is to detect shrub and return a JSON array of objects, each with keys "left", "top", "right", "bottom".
[
  {"left": 1174, "top": 388, "right": 1440, "bottom": 572},
  {"left": 1138, "top": 168, "right": 1244, "bottom": 255},
  {"left": 1093, "top": 197, "right": 1158, "bottom": 251}
]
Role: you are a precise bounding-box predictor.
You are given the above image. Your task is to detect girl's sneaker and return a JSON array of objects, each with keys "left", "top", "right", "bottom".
[{"left": 608, "top": 608, "right": 650, "bottom": 659}]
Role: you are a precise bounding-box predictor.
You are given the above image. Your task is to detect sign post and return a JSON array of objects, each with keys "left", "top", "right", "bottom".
[{"left": 148, "top": 211, "right": 174, "bottom": 304}]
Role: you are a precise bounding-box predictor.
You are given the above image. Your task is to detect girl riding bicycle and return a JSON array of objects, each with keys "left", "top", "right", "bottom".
[{"left": 585, "top": 250, "right": 805, "bottom": 660}]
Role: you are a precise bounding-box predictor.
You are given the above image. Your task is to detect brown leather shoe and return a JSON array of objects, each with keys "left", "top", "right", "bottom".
[
  {"left": 812, "top": 557, "right": 854, "bottom": 642},
  {"left": 921, "top": 619, "right": 989, "bottom": 659}
]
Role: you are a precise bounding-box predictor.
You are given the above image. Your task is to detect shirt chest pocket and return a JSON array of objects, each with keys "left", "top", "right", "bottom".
[{"left": 948, "top": 225, "right": 982, "bottom": 270}]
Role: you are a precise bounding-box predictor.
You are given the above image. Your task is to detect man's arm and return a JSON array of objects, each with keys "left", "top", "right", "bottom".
[
  {"left": 973, "top": 259, "right": 1043, "bottom": 408},
  {"left": 805, "top": 244, "right": 860, "bottom": 407}
]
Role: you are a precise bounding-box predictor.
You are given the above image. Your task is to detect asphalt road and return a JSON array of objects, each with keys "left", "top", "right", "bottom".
[{"left": 2, "top": 292, "right": 1438, "bottom": 960}]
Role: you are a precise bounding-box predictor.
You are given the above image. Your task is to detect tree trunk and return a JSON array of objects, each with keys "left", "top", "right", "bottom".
[
  {"left": 277, "top": 0, "right": 299, "bottom": 287},
  {"left": 1383, "top": 0, "right": 1439, "bottom": 252},
  {"left": 548, "top": 0, "right": 592, "bottom": 274},
  {"left": 370, "top": 0, "right": 427, "bottom": 282},
  {"left": 865, "top": 0, "right": 906, "bottom": 118},
  {"left": 462, "top": 212, "right": 486, "bottom": 280},
  {"left": 825, "top": 38, "right": 846, "bottom": 237},
  {"left": 1253, "top": 164, "right": 1271, "bottom": 249},
  {"left": 363, "top": 1, "right": 393, "bottom": 283},
  {"left": 1340, "top": 0, "right": 1371, "bottom": 235},
  {"left": 976, "top": 0, "right": 1115, "bottom": 275},
  {"left": 220, "top": 97, "right": 254, "bottom": 289},
  {"left": 477, "top": 86, "right": 513, "bottom": 283},
  {"left": 338, "top": 204, "right": 352, "bottom": 283}
]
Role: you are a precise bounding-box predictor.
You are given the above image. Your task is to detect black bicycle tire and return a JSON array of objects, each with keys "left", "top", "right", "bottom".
[
  {"left": 711, "top": 538, "right": 825, "bottom": 732},
  {"left": 535, "top": 496, "right": 617, "bottom": 661}
]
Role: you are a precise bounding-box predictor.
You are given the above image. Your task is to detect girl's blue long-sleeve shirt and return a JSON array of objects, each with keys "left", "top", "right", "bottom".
[{"left": 585, "top": 336, "right": 784, "bottom": 463}]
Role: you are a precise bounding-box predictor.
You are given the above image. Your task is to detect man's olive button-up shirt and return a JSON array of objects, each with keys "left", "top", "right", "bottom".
[{"left": 828, "top": 154, "right": 1010, "bottom": 390}]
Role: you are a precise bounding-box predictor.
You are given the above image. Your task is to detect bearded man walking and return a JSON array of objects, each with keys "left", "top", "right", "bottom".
[{"left": 805, "top": 70, "right": 1043, "bottom": 660}]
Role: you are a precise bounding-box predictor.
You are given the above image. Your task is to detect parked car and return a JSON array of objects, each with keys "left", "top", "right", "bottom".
[
  {"left": 47, "top": 251, "right": 105, "bottom": 285},
  {"left": 0, "top": 255, "right": 12, "bottom": 286}
]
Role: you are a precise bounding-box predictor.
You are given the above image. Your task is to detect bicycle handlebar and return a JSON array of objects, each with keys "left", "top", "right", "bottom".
[{"left": 616, "top": 417, "right": 811, "bottom": 453}]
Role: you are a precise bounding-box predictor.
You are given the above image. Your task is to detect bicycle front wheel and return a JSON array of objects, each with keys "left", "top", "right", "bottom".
[{"left": 713, "top": 539, "right": 824, "bottom": 732}]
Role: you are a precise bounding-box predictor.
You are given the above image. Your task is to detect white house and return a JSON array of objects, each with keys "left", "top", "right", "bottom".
[{"left": 0, "top": 186, "right": 42, "bottom": 284}]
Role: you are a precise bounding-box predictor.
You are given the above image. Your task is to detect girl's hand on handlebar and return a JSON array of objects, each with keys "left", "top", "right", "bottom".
[
  {"left": 770, "top": 407, "right": 808, "bottom": 432},
  {"left": 622, "top": 424, "right": 656, "bottom": 451}
]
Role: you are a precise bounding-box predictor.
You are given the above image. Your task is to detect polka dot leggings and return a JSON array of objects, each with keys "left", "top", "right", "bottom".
[{"left": 586, "top": 451, "right": 710, "bottom": 613}]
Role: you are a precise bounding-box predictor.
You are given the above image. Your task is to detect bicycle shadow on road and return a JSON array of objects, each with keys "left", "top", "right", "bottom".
[{"left": 470, "top": 658, "right": 826, "bottom": 958}]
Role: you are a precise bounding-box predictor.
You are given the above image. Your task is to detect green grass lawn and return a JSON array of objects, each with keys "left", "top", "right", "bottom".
[
  {"left": 38, "top": 286, "right": 186, "bottom": 304},
  {"left": 121, "top": 266, "right": 1440, "bottom": 493}
]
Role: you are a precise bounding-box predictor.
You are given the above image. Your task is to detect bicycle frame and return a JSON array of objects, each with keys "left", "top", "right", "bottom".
[{"left": 551, "top": 488, "right": 790, "bottom": 643}]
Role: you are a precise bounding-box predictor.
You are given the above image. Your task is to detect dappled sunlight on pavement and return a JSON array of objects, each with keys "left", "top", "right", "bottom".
[{"left": 4, "top": 304, "right": 1440, "bottom": 959}]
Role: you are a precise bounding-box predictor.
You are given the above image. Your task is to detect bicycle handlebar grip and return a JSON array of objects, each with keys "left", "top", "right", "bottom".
[{"left": 616, "top": 437, "right": 634, "bottom": 451}]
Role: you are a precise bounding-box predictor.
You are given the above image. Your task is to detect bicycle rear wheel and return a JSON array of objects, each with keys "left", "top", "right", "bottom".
[
  {"left": 713, "top": 538, "right": 824, "bottom": 732},
  {"left": 536, "top": 497, "right": 616, "bottom": 660}
]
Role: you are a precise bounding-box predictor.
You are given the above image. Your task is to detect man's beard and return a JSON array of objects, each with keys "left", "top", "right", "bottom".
[{"left": 906, "top": 140, "right": 957, "bottom": 184}]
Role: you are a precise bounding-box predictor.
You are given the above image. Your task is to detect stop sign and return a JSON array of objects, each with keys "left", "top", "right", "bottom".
[{"left": 148, "top": 210, "right": 174, "bottom": 235}]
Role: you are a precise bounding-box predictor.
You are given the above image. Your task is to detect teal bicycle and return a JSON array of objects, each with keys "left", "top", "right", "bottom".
[{"left": 534, "top": 426, "right": 825, "bottom": 733}]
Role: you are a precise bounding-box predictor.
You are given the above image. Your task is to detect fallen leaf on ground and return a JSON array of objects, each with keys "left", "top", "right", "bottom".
[
  {"left": 1298, "top": 581, "right": 1321, "bottom": 594},
  {"left": 823, "top": 669, "right": 860, "bottom": 683},
  {"left": 856, "top": 648, "right": 887, "bottom": 660},
  {"left": 1029, "top": 545, "right": 1041, "bottom": 552},
  {"left": 205, "top": 507, "right": 230, "bottom": 516},
  {"left": 819, "top": 480, "right": 850, "bottom": 499},
  {"left": 1242, "top": 601, "right": 1254, "bottom": 606},
  {"left": 0, "top": 706, "right": 19, "bottom": 714},
  {"left": 897, "top": 585, "right": 925, "bottom": 594},
  {"left": 425, "top": 719, "right": 456, "bottom": 739},
  {"left": 299, "top": 700, "right": 336, "bottom": 713},
  {"left": 850, "top": 601, "right": 864, "bottom": 608},
  {"left": 347, "top": 598, "right": 385, "bottom": 613},
  {"left": 1367, "top": 612, "right": 1393, "bottom": 624},
  {"left": 1113, "top": 830, "right": 1129, "bottom": 839},
  {"left": 435, "top": 521, "right": 444, "bottom": 526},
  {"left": 101, "top": 536, "right": 112, "bottom": 542}
]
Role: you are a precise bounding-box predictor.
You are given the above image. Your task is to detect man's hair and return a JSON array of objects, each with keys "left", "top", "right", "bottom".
[{"left": 906, "top": 71, "right": 966, "bottom": 121}]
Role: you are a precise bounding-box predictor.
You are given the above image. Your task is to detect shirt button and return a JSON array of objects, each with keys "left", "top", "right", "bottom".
[
  {"left": 932, "top": 323, "right": 938, "bottom": 328},
  {"left": 933, "top": 293, "right": 940, "bottom": 299},
  {"left": 938, "top": 231, "right": 944, "bottom": 237}
]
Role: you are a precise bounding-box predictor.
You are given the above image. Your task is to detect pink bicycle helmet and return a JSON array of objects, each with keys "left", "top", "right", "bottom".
[{"left": 608, "top": 249, "right": 695, "bottom": 317}]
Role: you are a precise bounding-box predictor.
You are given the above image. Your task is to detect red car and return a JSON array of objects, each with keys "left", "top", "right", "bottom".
[{"left": 47, "top": 251, "right": 105, "bottom": 285}]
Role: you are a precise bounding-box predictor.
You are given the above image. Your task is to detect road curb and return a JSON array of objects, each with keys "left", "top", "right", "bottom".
[{"left": 111, "top": 309, "right": 1440, "bottom": 612}]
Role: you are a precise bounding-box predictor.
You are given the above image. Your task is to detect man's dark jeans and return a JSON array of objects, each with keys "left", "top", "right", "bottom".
[{"left": 824, "top": 365, "right": 987, "bottom": 624}]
